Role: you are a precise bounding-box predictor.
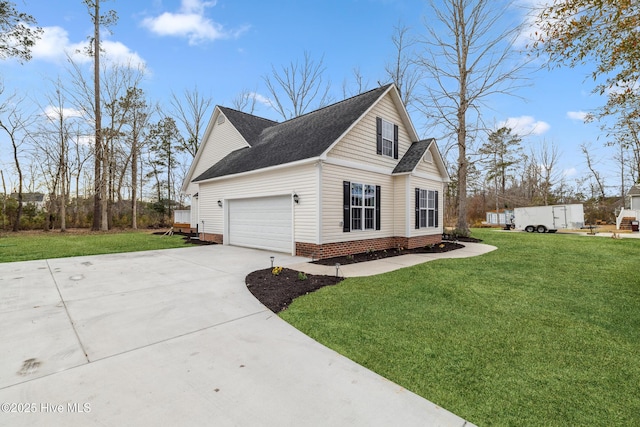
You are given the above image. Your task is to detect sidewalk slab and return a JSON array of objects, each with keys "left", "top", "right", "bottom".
[{"left": 289, "top": 242, "right": 497, "bottom": 277}]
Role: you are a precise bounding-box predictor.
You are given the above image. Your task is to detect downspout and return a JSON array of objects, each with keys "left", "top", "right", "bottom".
[{"left": 317, "top": 160, "right": 323, "bottom": 247}]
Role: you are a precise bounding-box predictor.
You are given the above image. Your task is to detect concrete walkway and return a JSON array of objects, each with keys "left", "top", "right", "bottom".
[
  {"left": 0, "top": 244, "right": 493, "bottom": 426},
  {"left": 289, "top": 242, "right": 497, "bottom": 277}
]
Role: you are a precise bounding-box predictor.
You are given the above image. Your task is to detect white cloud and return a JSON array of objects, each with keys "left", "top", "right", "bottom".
[
  {"left": 567, "top": 111, "right": 588, "bottom": 121},
  {"left": 514, "top": 0, "right": 548, "bottom": 49},
  {"left": 31, "top": 26, "right": 146, "bottom": 69},
  {"left": 563, "top": 167, "right": 578, "bottom": 177},
  {"left": 43, "top": 105, "right": 84, "bottom": 120},
  {"left": 251, "top": 92, "right": 272, "bottom": 107},
  {"left": 498, "top": 116, "right": 550, "bottom": 136},
  {"left": 141, "top": 0, "right": 248, "bottom": 45}
]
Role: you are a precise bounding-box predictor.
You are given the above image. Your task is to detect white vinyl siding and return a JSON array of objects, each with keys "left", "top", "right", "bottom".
[
  {"left": 184, "top": 110, "right": 249, "bottom": 195},
  {"left": 415, "top": 145, "right": 444, "bottom": 178},
  {"left": 327, "top": 92, "right": 411, "bottom": 170},
  {"left": 410, "top": 175, "right": 444, "bottom": 237},
  {"left": 197, "top": 163, "right": 318, "bottom": 244},
  {"left": 322, "top": 163, "right": 393, "bottom": 243}
]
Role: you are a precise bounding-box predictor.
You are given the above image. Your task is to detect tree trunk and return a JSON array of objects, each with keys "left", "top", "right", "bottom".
[{"left": 131, "top": 136, "right": 138, "bottom": 229}]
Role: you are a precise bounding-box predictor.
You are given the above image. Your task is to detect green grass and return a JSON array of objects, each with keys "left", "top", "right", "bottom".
[
  {"left": 281, "top": 229, "right": 640, "bottom": 426},
  {"left": 0, "top": 230, "right": 188, "bottom": 263}
]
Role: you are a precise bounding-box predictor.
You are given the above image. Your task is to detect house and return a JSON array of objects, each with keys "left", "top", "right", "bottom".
[
  {"left": 616, "top": 183, "right": 640, "bottom": 230},
  {"left": 181, "top": 84, "right": 450, "bottom": 259},
  {"left": 10, "top": 192, "right": 46, "bottom": 210}
]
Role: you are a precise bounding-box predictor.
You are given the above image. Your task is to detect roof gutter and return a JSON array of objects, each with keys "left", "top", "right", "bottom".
[{"left": 193, "top": 156, "right": 320, "bottom": 185}]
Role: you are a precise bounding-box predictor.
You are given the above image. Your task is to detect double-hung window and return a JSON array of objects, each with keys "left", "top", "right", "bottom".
[
  {"left": 381, "top": 120, "right": 394, "bottom": 157},
  {"left": 376, "top": 117, "right": 398, "bottom": 159},
  {"left": 343, "top": 181, "right": 381, "bottom": 232},
  {"left": 351, "top": 183, "right": 376, "bottom": 230},
  {"left": 415, "top": 188, "right": 439, "bottom": 228}
]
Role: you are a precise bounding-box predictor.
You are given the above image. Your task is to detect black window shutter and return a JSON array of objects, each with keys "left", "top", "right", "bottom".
[
  {"left": 393, "top": 124, "right": 399, "bottom": 159},
  {"left": 343, "top": 181, "right": 351, "bottom": 232},
  {"left": 376, "top": 117, "right": 382, "bottom": 155},
  {"left": 435, "top": 190, "right": 439, "bottom": 228},
  {"left": 375, "top": 185, "right": 381, "bottom": 230},
  {"left": 415, "top": 188, "right": 420, "bottom": 229}
]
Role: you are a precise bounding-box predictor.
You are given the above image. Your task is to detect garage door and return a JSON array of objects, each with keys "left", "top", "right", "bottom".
[{"left": 228, "top": 196, "right": 292, "bottom": 253}]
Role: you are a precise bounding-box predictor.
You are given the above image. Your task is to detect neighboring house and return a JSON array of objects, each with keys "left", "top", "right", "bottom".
[
  {"left": 181, "top": 84, "right": 450, "bottom": 259},
  {"left": 616, "top": 183, "right": 640, "bottom": 230},
  {"left": 10, "top": 192, "right": 46, "bottom": 210}
]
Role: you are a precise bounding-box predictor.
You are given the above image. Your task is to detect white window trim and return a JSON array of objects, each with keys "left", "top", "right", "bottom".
[
  {"left": 381, "top": 119, "right": 394, "bottom": 158},
  {"left": 419, "top": 189, "right": 437, "bottom": 228},
  {"left": 351, "top": 182, "right": 376, "bottom": 231}
]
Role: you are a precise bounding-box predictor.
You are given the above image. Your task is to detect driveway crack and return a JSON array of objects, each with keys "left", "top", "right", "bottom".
[{"left": 46, "top": 259, "right": 91, "bottom": 363}]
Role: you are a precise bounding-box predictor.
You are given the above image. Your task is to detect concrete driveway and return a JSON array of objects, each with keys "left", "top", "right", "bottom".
[{"left": 0, "top": 245, "right": 473, "bottom": 426}]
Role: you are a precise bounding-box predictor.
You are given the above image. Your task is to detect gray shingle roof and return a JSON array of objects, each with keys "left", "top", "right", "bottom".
[
  {"left": 193, "top": 85, "right": 392, "bottom": 182},
  {"left": 628, "top": 184, "right": 640, "bottom": 196},
  {"left": 392, "top": 139, "right": 434, "bottom": 174},
  {"left": 218, "top": 107, "right": 277, "bottom": 146}
]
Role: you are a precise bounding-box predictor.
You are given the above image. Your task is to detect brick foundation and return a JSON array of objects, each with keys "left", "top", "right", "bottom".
[
  {"left": 296, "top": 234, "right": 442, "bottom": 260},
  {"left": 200, "top": 232, "right": 224, "bottom": 244}
]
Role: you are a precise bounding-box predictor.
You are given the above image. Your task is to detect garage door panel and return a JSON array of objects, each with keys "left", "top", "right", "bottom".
[{"left": 228, "top": 196, "right": 292, "bottom": 253}]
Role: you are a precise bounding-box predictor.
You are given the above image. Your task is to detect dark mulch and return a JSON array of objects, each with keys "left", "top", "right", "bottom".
[
  {"left": 312, "top": 240, "right": 469, "bottom": 266},
  {"left": 246, "top": 268, "right": 344, "bottom": 313},
  {"left": 246, "top": 236, "right": 478, "bottom": 312}
]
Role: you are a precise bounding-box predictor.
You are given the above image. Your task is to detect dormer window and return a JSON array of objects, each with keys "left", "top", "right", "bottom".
[
  {"left": 376, "top": 117, "right": 399, "bottom": 159},
  {"left": 381, "top": 120, "right": 394, "bottom": 157}
]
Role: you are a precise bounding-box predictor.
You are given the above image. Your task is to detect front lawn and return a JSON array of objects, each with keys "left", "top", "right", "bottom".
[
  {"left": 280, "top": 229, "right": 640, "bottom": 426},
  {"left": 0, "top": 230, "right": 188, "bottom": 263}
]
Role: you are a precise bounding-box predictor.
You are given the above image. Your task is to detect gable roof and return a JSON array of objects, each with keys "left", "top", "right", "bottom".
[
  {"left": 218, "top": 107, "right": 277, "bottom": 146},
  {"left": 393, "top": 139, "right": 434, "bottom": 174},
  {"left": 628, "top": 184, "right": 640, "bottom": 197},
  {"left": 193, "top": 84, "right": 393, "bottom": 182}
]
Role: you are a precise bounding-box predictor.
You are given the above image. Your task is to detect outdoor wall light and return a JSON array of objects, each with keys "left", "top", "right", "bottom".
[
  {"left": 293, "top": 193, "right": 299, "bottom": 204},
  {"left": 217, "top": 200, "right": 222, "bottom": 207}
]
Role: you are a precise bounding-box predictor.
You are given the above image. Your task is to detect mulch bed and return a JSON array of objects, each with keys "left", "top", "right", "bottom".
[
  {"left": 246, "top": 235, "right": 482, "bottom": 313},
  {"left": 312, "top": 240, "right": 471, "bottom": 266},
  {"left": 246, "top": 268, "right": 344, "bottom": 313}
]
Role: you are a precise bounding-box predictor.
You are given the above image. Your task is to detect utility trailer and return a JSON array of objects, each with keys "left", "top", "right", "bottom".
[{"left": 513, "top": 204, "right": 585, "bottom": 233}]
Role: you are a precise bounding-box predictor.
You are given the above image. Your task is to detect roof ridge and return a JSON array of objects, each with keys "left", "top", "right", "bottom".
[
  {"left": 277, "top": 83, "right": 393, "bottom": 125},
  {"left": 218, "top": 106, "right": 278, "bottom": 125}
]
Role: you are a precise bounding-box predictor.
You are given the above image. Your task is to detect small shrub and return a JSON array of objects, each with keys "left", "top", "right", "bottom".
[
  {"left": 297, "top": 271, "right": 308, "bottom": 281},
  {"left": 272, "top": 266, "right": 283, "bottom": 276}
]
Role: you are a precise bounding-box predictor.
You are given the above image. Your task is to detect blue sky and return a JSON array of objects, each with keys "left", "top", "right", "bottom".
[{"left": 0, "top": 0, "right": 622, "bottom": 196}]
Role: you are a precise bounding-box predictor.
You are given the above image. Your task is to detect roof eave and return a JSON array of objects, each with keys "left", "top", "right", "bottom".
[{"left": 193, "top": 156, "right": 320, "bottom": 185}]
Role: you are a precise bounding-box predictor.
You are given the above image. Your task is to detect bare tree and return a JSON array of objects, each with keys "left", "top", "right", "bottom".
[
  {"left": 385, "top": 22, "right": 421, "bottom": 109},
  {"left": 231, "top": 88, "right": 259, "bottom": 114},
  {"left": 83, "top": 0, "right": 117, "bottom": 231},
  {"left": 33, "top": 78, "right": 83, "bottom": 232},
  {"left": 263, "top": 51, "right": 332, "bottom": 120},
  {"left": 417, "top": 0, "right": 530, "bottom": 235},
  {"left": 580, "top": 143, "right": 606, "bottom": 201},
  {"left": 531, "top": 140, "right": 561, "bottom": 205},
  {"left": 119, "top": 86, "right": 153, "bottom": 228},
  {"left": 169, "top": 87, "right": 213, "bottom": 158},
  {"left": 0, "top": 89, "right": 34, "bottom": 231},
  {"left": 341, "top": 67, "right": 370, "bottom": 99}
]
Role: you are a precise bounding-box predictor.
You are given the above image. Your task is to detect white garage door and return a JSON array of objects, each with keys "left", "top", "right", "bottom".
[{"left": 228, "top": 196, "right": 292, "bottom": 253}]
